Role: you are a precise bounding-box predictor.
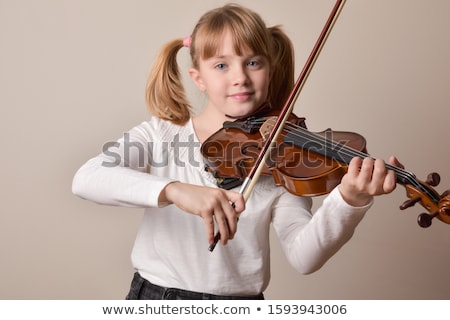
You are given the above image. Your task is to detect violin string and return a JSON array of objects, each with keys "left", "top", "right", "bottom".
[
  {"left": 251, "top": 117, "right": 405, "bottom": 177},
  {"left": 275, "top": 121, "right": 438, "bottom": 202},
  {"left": 281, "top": 121, "right": 411, "bottom": 179},
  {"left": 246, "top": 116, "right": 438, "bottom": 202},
  {"left": 250, "top": 118, "right": 413, "bottom": 183}
]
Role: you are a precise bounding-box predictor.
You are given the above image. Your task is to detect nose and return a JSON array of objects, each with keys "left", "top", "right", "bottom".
[{"left": 231, "top": 65, "right": 249, "bottom": 86}]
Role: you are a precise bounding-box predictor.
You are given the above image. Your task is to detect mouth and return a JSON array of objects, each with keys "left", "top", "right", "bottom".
[{"left": 228, "top": 91, "right": 254, "bottom": 101}]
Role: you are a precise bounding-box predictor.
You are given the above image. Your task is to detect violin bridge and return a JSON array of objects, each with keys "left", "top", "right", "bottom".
[{"left": 259, "top": 116, "right": 277, "bottom": 140}]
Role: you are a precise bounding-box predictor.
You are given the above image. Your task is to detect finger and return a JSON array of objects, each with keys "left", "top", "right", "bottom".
[
  {"left": 368, "top": 158, "right": 399, "bottom": 195},
  {"left": 383, "top": 158, "right": 398, "bottom": 193},
  {"left": 358, "top": 157, "right": 375, "bottom": 183},
  {"left": 389, "top": 155, "right": 404, "bottom": 169},
  {"left": 347, "top": 157, "right": 363, "bottom": 177},
  {"left": 221, "top": 200, "right": 238, "bottom": 239},
  {"left": 203, "top": 214, "right": 215, "bottom": 244},
  {"left": 213, "top": 208, "right": 231, "bottom": 245},
  {"left": 370, "top": 158, "right": 388, "bottom": 192},
  {"left": 381, "top": 156, "right": 400, "bottom": 194},
  {"left": 383, "top": 168, "right": 397, "bottom": 193},
  {"left": 227, "top": 192, "right": 245, "bottom": 213}
]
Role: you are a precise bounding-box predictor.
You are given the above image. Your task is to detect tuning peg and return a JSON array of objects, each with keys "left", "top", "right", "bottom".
[
  {"left": 425, "top": 172, "right": 440, "bottom": 187},
  {"left": 400, "top": 196, "right": 421, "bottom": 210},
  {"left": 417, "top": 211, "right": 438, "bottom": 228}
]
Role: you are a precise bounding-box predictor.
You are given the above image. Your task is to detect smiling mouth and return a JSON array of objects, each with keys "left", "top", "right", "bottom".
[{"left": 229, "top": 92, "right": 253, "bottom": 101}]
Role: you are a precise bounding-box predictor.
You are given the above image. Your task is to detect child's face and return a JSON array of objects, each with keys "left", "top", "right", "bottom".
[{"left": 190, "top": 29, "right": 270, "bottom": 120}]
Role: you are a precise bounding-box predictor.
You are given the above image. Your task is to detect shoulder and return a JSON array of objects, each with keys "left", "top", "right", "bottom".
[{"left": 129, "top": 117, "right": 194, "bottom": 141}]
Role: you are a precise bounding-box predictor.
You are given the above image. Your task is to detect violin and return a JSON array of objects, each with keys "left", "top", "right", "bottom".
[
  {"left": 203, "top": 0, "right": 450, "bottom": 251},
  {"left": 201, "top": 106, "right": 450, "bottom": 228}
]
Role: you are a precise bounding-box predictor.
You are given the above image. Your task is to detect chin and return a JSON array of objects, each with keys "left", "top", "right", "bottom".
[
  {"left": 226, "top": 104, "right": 263, "bottom": 119},
  {"left": 225, "top": 111, "right": 251, "bottom": 120}
]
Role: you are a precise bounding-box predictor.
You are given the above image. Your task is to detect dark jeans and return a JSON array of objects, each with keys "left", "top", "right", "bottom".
[{"left": 126, "top": 272, "right": 264, "bottom": 300}]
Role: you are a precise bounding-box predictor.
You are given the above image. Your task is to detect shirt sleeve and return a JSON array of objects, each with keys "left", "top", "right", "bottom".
[
  {"left": 72, "top": 121, "right": 175, "bottom": 208},
  {"left": 271, "top": 187, "right": 372, "bottom": 274}
]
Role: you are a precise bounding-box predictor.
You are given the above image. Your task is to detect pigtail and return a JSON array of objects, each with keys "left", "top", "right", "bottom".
[
  {"left": 267, "top": 26, "right": 295, "bottom": 109},
  {"left": 145, "top": 39, "right": 191, "bottom": 125}
]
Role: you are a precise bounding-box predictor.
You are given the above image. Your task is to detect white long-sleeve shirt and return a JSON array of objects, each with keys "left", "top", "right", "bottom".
[{"left": 72, "top": 116, "right": 371, "bottom": 296}]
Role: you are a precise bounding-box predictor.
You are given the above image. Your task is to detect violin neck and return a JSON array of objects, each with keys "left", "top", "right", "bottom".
[
  {"left": 283, "top": 127, "right": 415, "bottom": 186},
  {"left": 283, "top": 126, "right": 442, "bottom": 205}
]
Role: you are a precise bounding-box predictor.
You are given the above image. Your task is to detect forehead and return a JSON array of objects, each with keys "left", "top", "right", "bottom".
[
  {"left": 195, "top": 27, "right": 267, "bottom": 61},
  {"left": 212, "top": 29, "right": 253, "bottom": 57}
]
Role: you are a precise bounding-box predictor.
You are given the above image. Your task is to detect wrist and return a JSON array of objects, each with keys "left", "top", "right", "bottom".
[
  {"left": 158, "top": 181, "right": 179, "bottom": 205},
  {"left": 338, "top": 185, "right": 372, "bottom": 207}
]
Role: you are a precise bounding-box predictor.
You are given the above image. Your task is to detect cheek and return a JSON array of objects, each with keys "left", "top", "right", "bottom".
[
  {"left": 203, "top": 80, "right": 221, "bottom": 94},
  {"left": 199, "top": 76, "right": 216, "bottom": 93},
  {"left": 259, "top": 75, "right": 270, "bottom": 96},
  {"left": 260, "top": 72, "right": 270, "bottom": 88}
]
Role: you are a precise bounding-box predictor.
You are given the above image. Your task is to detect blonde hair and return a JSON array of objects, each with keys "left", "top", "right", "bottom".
[{"left": 146, "top": 3, "right": 295, "bottom": 125}]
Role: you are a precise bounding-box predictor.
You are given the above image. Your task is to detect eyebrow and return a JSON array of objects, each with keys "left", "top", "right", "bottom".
[{"left": 212, "top": 52, "right": 262, "bottom": 59}]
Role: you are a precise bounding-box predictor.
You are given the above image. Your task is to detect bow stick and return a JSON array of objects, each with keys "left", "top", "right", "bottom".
[{"left": 209, "top": 0, "right": 347, "bottom": 252}]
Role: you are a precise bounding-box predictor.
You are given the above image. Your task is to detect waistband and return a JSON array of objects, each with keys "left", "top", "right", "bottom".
[{"left": 127, "top": 272, "right": 264, "bottom": 300}]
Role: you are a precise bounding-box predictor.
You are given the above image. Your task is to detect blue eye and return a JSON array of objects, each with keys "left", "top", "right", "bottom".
[
  {"left": 248, "top": 60, "right": 259, "bottom": 67},
  {"left": 215, "top": 63, "right": 226, "bottom": 70}
]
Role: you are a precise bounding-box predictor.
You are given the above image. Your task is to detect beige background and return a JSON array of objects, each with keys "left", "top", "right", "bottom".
[{"left": 1, "top": 0, "right": 450, "bottom": 299}]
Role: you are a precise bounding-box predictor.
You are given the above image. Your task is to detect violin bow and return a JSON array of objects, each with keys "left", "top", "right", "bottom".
[{"left": 209, "top": 0, "right": 347, "bottom": 252}]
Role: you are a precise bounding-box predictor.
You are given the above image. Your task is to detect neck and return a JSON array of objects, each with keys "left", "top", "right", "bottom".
[{"left": 193, "top": 109, "right": 231, "bottom": 143}]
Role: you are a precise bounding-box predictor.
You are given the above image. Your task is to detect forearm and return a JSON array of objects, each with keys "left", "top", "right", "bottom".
[
  {"left": 72, "top": 155, "right": 174, "bottom": 208},
  {"left": 274, "top": 188, "right": 370, "bottom": 274}
]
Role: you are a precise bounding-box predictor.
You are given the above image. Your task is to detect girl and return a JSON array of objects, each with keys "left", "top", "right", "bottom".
[{"left": 72, "top": 4, "right": 399, "bottom": 299}]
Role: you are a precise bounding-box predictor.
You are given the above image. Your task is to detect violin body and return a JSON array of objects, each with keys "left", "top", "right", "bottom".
[
  {"left": 201, "top": 108, "right": 306, "bottom": 185},
  {"left": 202, "top": 109, "right": 366, "bottom": 196},
  {"left": 269, "top": 129, "right": 366, "bottom": 196}
]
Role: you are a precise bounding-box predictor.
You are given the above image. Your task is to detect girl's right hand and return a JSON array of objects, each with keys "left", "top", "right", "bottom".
[{"left": 160, "top": 182, "right": 245, "bottom": 245}]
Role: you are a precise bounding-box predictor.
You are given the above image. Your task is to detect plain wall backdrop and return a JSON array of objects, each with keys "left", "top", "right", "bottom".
[{"left": 1, "top": 0, "right": 449, "bottom": 299}]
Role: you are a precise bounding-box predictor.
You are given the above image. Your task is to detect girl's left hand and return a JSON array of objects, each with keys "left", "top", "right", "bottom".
[{"left": 338, "top": 155, "right": 402, "bottom": 207}]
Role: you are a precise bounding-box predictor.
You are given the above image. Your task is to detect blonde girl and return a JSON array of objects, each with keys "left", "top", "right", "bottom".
[{"left": 73, "top": 4, "right": 399, "bottom": 299}]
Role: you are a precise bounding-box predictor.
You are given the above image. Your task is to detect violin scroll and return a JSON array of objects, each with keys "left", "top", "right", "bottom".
[
  {"left": 399, "top": 172, "right": 450, "bottom": 227},
  {"left": 417, "top": 193, "right": 450, "bottom": 228}
]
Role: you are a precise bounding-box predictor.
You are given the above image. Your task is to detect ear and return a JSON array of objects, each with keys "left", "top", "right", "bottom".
[{"left": 189, "top": 68, "right": 206, "bottom": 92}]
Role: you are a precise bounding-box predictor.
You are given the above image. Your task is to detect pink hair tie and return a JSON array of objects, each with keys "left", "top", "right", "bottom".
[{"left": 183, "top": 35, "right": 192, "bottom": 48}]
